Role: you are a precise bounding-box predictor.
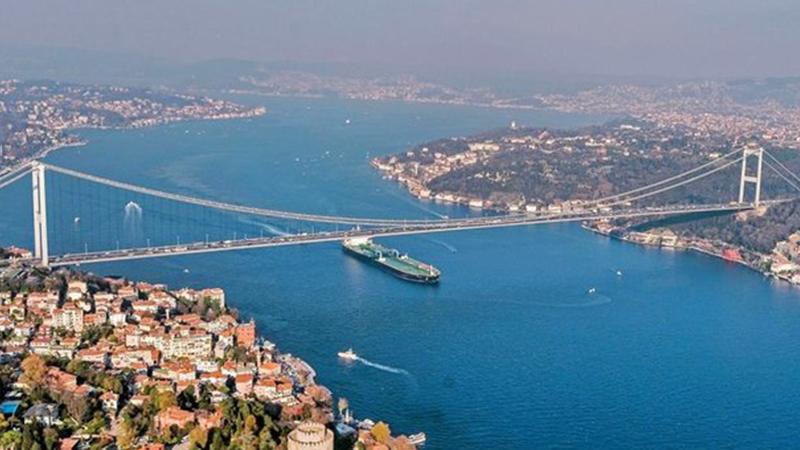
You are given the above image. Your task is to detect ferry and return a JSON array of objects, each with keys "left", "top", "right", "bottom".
[
  {"left": 342, "top": 238, "right": 441, "bottom": 284},
  {"left": 337, "top": 348, "right": 358, "bottom": 361}
]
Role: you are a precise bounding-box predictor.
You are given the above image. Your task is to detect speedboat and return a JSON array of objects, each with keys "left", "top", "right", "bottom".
[
  {"left": 337, "top": 348, "right": 358, "bottom": 361},
  {"left": 588, "top": 287, "right": 597, "bottom": 294}
]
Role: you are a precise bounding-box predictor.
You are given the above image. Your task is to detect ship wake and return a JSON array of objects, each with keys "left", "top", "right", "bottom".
[{"left": 356, "top": 357, "right": 409, "bottom": 375}]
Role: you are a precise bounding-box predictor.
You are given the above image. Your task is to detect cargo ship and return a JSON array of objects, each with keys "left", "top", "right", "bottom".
[{"left": 342, "top": 238, "right": 441, "bottom": 284}]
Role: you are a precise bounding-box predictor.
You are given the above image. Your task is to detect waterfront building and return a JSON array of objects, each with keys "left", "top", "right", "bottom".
[{"left": 235, "top": 320, "right": 256, "bottom": 348}]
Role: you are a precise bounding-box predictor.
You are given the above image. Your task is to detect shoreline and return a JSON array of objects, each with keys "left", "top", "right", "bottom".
[
  {"left": 226, "top": 88, "right": 553, "bottom": 112},
  {"left": 580, "top": 222, "right": 798, "bottom": 286},
  {"left": 0, "top": 109, "right": 266, "bottom": 176},
  {"left": 0, "top": 260, "right": 417, "bottom": 448}
]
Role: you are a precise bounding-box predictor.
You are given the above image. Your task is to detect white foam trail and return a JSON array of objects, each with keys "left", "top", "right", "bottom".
[
  {"left": 356, "top": 357, "right": 409, "bottom": 375},
  {"left": 123, "top": 201, "right": 143, "bottom": 242},
  {"left": 387, "top": 191, "right": 448, "bottom": 219},
  {"left": 237, "top": 217, "right": 291, "bottom": 237},
  {"left": 260, "top": 223, "right": 291, "bottom": 237}
]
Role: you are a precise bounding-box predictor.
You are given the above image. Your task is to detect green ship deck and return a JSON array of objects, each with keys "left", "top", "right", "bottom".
[{"left": 343, "top": 238, "right": 440, "bottom": 282}]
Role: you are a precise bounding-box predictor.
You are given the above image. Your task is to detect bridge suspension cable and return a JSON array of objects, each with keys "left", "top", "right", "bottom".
[
  {"left": 588, "top": 147, "right": 744, "bottom": 206},
  {"left": 0, "top": 164, "right": 32, "bottom": 190},
  {"left": 41, "top": 163, "right": 461, "bottom": 227},
  {"left": 40, "top": 147, "right": 751, "bottom": 229},
  {"left": 763, "top": 150, "right": 800, "bottom": 188},
  {"left": 763, "top": 160, "right": 800, "bottom": 193},
  {"left": 601, "top": 156, "right": 744, "bottom": 207}
]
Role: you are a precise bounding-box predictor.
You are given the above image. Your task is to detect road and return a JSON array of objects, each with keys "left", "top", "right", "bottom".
[{"left": 46, "top": 202, "right": 761, "bottom": 266}]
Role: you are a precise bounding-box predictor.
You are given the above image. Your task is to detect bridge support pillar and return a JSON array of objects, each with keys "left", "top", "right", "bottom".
[
  {"left": 738, "top": 143, "right": 764, "bottom": 207},
  {"left": 31, "top": 162, "right": 49, "bottom": 267}
]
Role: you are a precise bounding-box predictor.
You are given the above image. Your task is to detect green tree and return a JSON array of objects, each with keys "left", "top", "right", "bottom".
[
  {"left": 178, "top": 385, "right": 197, "bottom": 410},
  {"left": 189, "top": 426, "right": 208, "bottom": 449},
  {"left": 41, "top": 428, "right": 58, "bottom": 450},
  {"left": 197, "top": 384, "right": 212, "bottom": 411},
  {"left": 20, "top": 423, "right": 41, "bottom": 450},
  {"left": 152, "top": 391, "right": 177, "bottom": 412},
  {"left": 115, "top": 418, "right": 136, "bottom": 450},
  {"left": 209, "top": 431, "right": 225, "bottom": 450},
  {"left": 0, "top": 430, "right": 22, "bottom": 450},
  {"left": 244, "top": 414, "right": 257, "bottom": 434},
  {"left": 100, "top": 375, "right": 123, "bottom": 395},
  {"left": 257, "top": 427, "right": 276, "bottom": 450}
]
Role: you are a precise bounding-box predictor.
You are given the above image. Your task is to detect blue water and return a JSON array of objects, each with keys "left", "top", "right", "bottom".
[{"left": 4, "top": 97, "right": 800, "bottom": 449}]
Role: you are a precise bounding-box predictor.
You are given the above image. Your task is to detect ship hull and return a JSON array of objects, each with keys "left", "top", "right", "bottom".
[{"left": 343, "top": 245, "right": 440, "bottom": 284}]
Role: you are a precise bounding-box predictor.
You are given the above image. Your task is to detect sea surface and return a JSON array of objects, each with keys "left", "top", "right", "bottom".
[{"left": 3, "top": 97, "right": 800, "bottom": 449}]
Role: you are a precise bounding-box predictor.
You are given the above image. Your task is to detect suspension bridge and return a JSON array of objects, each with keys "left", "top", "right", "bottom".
[{"left": 1, "top": 143, "right": 799, "bottom": 267}]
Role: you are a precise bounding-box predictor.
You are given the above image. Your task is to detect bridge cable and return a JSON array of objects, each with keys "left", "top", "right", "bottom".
[
  {"left": 763, "top": 150, "right": 800, "bottom": 186},
  {"left": 588, "top": 147, "right": 744, "bottom": 205},
  {"left": 763, "top": 160, "right": 800, "bottom": 193},
  {"left": 41, "top": 163, "right": 450, "bottom": 227},
  {"left": 0, "top": 166, "right": 32, "bottom": 191},
  {"left": 601, "top": 156, "right": 744, "bottom": 207},
  {"left": 0, "top": 161, "right": 32, "bottom": 183}
]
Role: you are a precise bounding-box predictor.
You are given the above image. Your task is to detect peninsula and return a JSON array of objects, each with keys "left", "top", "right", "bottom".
[
  {"left": 372, "top": 79, "right": 800, "bottom": 286},
  {"left": 0, "top": 254, "right": 417, "bottom": 450},
  {"left": 0, "top": 79, "right": 266, "bottom": 172}
]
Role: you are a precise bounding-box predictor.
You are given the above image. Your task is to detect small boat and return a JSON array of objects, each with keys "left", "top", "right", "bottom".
[
  {"left": 616, "top": 270, "right": 623, "bottom": 276},
  {"left": 408, "top": 433, "right": 427, "bottom": 445},
  {"left": 338, "top": 348, "right": 358, "bottom": 361},
  {"left": 335, "top": 422, "right": 356, "bottom": 436},
  {"left": 588, "top": 287, "right": 597, "bottom": 294}
]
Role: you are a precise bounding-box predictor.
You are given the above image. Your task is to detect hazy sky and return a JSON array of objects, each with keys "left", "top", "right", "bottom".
[{"left": 1, "top": 0, "right": 799, "bottom": 80}]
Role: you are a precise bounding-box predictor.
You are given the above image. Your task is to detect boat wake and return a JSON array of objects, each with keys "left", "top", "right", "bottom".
[
  {"left": 260, "top": 223, "right": 292, "bottom": 237},
  {"left": 387, "top": 191, "right": 449, "bottom": 219},
  {"left": 355, "top": 357, "right": 409, "bottom": 375},
  {"left": 236, "top": 217, "right": 291, "bottom": 237}
]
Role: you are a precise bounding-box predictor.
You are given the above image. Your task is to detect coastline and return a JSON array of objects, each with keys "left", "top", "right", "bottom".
[
  {"left": 580, "top": 222, "right": 795, "bottom": 285},
  {"left": 0, "top": 108, "right": 266, "bottom": 176},
  {"left": 227, "top": 88, "right": 550, "bottom": 112},
  {"left": 0, "top": 260, "right": 417, "bottom": 448}
]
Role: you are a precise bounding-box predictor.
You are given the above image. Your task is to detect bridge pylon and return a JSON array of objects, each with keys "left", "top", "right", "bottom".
[
  {"left": 31, "top": 162, "right": 49, "bottom": 267},
  {"left": 738, "top": 143, "right": 764, "bottom": 207}
]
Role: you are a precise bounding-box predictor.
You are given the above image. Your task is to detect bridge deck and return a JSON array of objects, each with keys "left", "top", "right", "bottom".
[{"left": 46, "top": 202, "right": 762, "bottom": 266}]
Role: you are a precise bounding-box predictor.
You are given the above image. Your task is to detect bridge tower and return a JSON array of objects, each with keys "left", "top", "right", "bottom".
[
  {"left": 31, "top": 162, "right": 49, "bottom": 266},
  {"left": 738, "top": 143, "right": 764, "bottom": 207}
]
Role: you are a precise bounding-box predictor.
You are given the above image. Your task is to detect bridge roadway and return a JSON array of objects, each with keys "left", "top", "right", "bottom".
[{"left": 47, "top": 202, "right": 762, "bottom": 267}]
